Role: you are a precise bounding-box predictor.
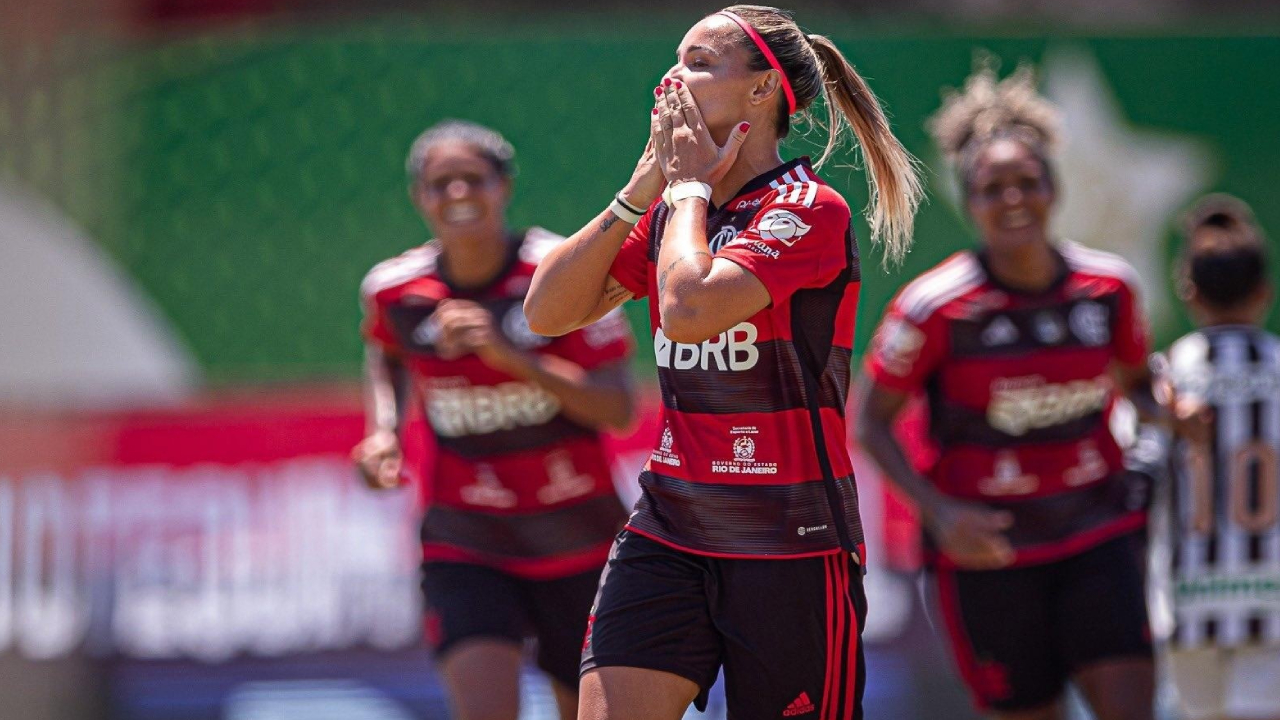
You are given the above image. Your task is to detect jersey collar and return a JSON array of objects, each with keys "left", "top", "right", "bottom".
[
  {"left": 436, "top": 229, "right": 525, "bottom": 296},
  {"left": 974, "top": 243, "right": 1070, "bottom": 297},
  {"left": 718, "top": 156, "right": 814, "bottom": 209}
]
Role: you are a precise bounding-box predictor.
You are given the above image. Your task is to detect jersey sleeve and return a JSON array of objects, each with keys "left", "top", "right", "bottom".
[
  {"left": 862, "top": 299, "right": 948, "bottom": 393},
  {"left": 550, "top": 306, "right": 636, "bottom": 370},
  {"left": 359, "top": 284, "right": 400, "bottom": 353},
  {"left": 1112, "top": 280, "right": 1150, "bottom": 366},
  {"left": 714, "top": 183, "right": 849, "bottom": 305},
  {"left": 607, "top": 204, "right": 655, "bottom": 300}
]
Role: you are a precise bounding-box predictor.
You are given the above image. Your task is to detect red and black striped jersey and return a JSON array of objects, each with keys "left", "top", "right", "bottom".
[
  {"left": 609, "top": 157, "right": 866, "bottom": 559},
  {"left": 361, "top": 228, "right": 632, "bottom": 579},
  {"left": 864, "top": 242, "right": 1151, "bottom": 567}
]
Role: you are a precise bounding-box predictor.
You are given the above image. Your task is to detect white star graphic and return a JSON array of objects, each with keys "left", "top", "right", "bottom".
[{"left": 1043, "top": 46, "right": 1215, "bottom": 330}]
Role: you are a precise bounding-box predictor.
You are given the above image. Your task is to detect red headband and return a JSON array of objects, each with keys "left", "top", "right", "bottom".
[{"left": 717, "top": 10, "right": 796, "bottom": 116}]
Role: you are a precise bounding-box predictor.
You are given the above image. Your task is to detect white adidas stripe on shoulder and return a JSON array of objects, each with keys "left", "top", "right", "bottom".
[
  {"left": 789, "top": 181, "right": 819, "bottom": 207},
  {"left": 801, "top": 181, "right": 818, "bottom": 207},
  {"left": 518, "top": 226, "right": 567, "bottom": 264},
  {"left": 771, "top": 180, "right": 820, "bottom": 208},
  {"left": 896, "top": 252, "right": 984, "bottom": 322},
  {"left": 766, "top": 166, "right": 821, "bottom": 206},
  {"left": 1058, "top": 240, "right": 1141, "bottom": 288},
  {"left": 769, "top": 169, "right": 799, "bottom": 190},
  {"left": 360, "top": 244, "right": 439, "bottom": 298}
]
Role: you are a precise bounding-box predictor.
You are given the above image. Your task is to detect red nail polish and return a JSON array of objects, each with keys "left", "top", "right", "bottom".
[
  {"left": 675, "top": 81, "right": 682, "bottom": 89},
  {"left": 663, "top": 78, "right": 672, "bottom": 86},
  {"left": 739, "top": 122, "right": 751, "bottom": 132},
  {"left": 654, "top": 87, "right": 662, "bottom": 96},
  {"left": 652, "top": 108, "right": 659, "bottom": 115}
]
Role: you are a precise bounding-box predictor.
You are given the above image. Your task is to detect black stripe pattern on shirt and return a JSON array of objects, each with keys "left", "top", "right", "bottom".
[
  {"left": 421, "top": 494, "right": 627, "bottom": 559},
  {"left": 792, "top": 265, "right": 858, "bottom": 552},
  {"left": 628, "top": 471, "right": 864, "bottom": 557},
  {"left": 930, "top": 401, "right": 1106, "bottom": 447},
  {"left": 984, "top": 472, "right": 1141, "bottom": 548},
  {"left": 948, "top": 295, "right": 1122, "bottom": 358}
]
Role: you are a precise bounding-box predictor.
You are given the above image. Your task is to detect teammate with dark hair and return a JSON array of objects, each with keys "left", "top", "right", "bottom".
[
  {"left": 354, "top": 119, "right": 635, "bottom": 720},
  {"left": 525, "top": 5, "right": 923, "bottom": 719},
  {"left": 857, "top": 63, "right": 1156, "bottom": 720},
  {"left": 1153, "top": 194, "right": 1279, "bottom": 720}
]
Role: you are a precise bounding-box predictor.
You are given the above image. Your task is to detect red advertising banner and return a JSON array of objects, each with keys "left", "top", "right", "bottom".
[{"left": 0, "top": 386, "right": 922, "bottom": 662}]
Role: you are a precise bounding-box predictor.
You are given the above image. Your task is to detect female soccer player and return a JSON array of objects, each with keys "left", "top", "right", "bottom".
[
  {"left": 1153, "top": 194, "right": 1280, "bottom": 720},
  {"left": 857, "top": 64, "right": 1156, "bottom": 720},
  {"left": 525, "top": 6, "right": 922, "bottom": 719},
  {"left": 354, "top": 120, "right": 635, "bottom": 720}
]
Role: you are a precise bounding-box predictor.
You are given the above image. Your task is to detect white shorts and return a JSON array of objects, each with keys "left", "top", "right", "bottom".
[{"left": 1167, "top": 646, "right": 1280, "bottom": 720}]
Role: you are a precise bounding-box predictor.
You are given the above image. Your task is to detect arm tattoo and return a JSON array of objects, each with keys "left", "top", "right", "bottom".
[
  {"left": 657, "top": 251, "right": 712, "bottom": 296},
  {"left": 599, "top": 214, "right": 619, "bottom": 232},
  {"left": 604, "top": 281, "right": 631, "bottom": 304}
]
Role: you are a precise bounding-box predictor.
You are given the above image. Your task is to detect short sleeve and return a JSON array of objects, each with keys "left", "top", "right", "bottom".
[
  {"left": 360, "top": 287, "right": 400, "bottom": 352},
  {"left": 1112, "top": 280, "right": 1150, "bottom": 366},
  {"left": 608, "top": 205, "right": 654, "bottom": 299},
  {"left": 552, "top": 307, "right": 635, "bottom": 370},
  {"left": 715, "top": 184, "right": 849, "bottom": 305},
  {"left": 862, "top": 300, "right": 948, "bottom": 393},
  {"left": 359, "top": 247, "right": 437, "bottom": 353}
]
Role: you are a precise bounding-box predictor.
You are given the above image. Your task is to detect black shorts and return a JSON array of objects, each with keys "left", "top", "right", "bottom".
[
  {"left": 931, "top": 532, "right": 1152, "bottom": 712},
  {"left": 582, "top": 530, "right": 867, "bottom": 719},
  {"left": 420, "top": 561, "right": 602, "bottom": 690}
]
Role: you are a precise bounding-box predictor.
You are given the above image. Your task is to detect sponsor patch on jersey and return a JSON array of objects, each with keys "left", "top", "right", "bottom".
[
  {"left": 981, "top": 316, "right": 1020, "bottom": 346},
  {"left": 711, "top": 426, "right": 778, "bottom": 475},
  {"left": 986, "top": 374, "right": 1112, "bottom": 436},
  {"left": 1069, "top": 301, "right": 1111, "bottom": 346},
  {"left": 1063, "top": 440, "right": 1108, "bottom": 486},
  {"left": 460, "top": 463, "right": 518, "bottom": 508},
  {"left": 1033, "top": 311, "right": 1067, "bottom": 345},
  {"left": 736, "top": 239, "right": 780, "bottom": 259},
  {"left": 1177, "top": 368, "right": 1280, "bottom": 404},
  {"left": 426, "top": 381, "right": 561, "bottom": 437},
  {"left": 709, "top": 225, "right": 739, "bottom": 253},
  {"left": 1175, "top": 574, "right": 1280, "bottom": 608},
  {"left": 873, "top": 317, "right": 926, "bottom": 376},
  {"left": 654, "top": 322, "right": 759, "bottom": 371},
  {"left": 537, "top": 450, "right": 595, "bottom": 504},
  {"left": 651, "top": 425, "right": 682, "bottom": 467},
  {"left": 755, "top": 209, "right": 812, "bottom": 246},
  {"left": 977, "top": 450, "right": 1039, "bottom": 496}
]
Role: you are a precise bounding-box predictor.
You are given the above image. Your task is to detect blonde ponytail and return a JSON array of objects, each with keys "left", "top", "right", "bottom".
[
  {"left": 721, "top": 6, "right": 922, "bottom": 265},
  {"left": 808, "top": 34, "right": 922, "bottom": 266}
]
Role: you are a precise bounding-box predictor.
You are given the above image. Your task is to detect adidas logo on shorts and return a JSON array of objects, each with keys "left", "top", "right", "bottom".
[{"left": 782, "top": 691, "right": 816, "bottom": 716}]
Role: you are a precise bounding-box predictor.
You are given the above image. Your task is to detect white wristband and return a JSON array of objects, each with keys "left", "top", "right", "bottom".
[
  {"left": 662, "top": 181, "right": 712, "bottom": 206},
  {"left": 608, "top": 196, "right": 644, "bottom": 224}
]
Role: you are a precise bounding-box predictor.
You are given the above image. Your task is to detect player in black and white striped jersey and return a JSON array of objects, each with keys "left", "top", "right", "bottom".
[{"left": 1152, "top": 194, "right": 1280, "bottom": 720}]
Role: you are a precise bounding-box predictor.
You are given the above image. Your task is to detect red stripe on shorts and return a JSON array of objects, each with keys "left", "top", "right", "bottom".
[
  {"left": 842, "top": 555, "right": 858, "bottom": 720},
  {"left": 934, "top": 568, "right": 991, "bottom": 711},
  {"left": 821, "top": 555, "right": 837, "bottom": 720}
]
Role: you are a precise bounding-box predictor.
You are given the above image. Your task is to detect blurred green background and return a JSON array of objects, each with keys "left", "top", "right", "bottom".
[{"left": 5, "top": 16, "right": 1280, "bottom": 384}]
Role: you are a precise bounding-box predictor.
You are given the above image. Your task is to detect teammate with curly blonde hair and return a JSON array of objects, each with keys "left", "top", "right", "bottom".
[{"left": 858, "top": 62, "right": 1156, "bottom": 720}]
